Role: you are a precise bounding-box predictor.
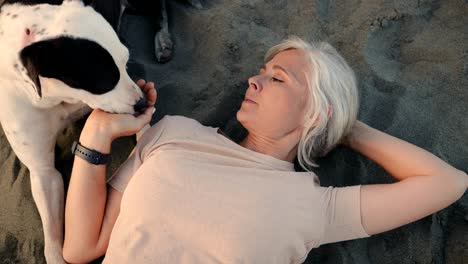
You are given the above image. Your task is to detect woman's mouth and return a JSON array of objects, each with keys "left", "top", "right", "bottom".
[{"left": 243, "top": 97, "right": 257, "bottom": 104}]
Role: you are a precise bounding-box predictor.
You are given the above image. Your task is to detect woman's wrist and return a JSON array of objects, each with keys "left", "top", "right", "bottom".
[{"left": 79, "top": 122, "right": 113, "bottom": 154}]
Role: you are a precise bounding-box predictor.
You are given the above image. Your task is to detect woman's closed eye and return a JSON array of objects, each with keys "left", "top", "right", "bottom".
[
  {"left": 272, "top": 77, "right": 284, "bottom": 83},
  {"left": 258, "top": 68, "right": 284, "bottom": 82}
]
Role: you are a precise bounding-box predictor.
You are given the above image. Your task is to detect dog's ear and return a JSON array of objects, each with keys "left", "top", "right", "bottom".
[
  {"left": 19, "top": 36, "right": 120, "bottom": 97},
  {"left": 19, "top": 43, "right": 43, "bottom": 97}
]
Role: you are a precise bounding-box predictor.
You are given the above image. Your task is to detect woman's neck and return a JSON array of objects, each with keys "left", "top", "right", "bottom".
[{"left": 239, "top": 133, "right": 298, "bottom": 163}]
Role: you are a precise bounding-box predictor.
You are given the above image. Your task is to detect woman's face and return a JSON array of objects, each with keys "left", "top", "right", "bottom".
[{"left": 237, "top": 49, "right": 310, "bottom": 139}]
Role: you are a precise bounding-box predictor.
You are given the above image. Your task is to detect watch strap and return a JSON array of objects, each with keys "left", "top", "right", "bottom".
[{"left": 71, "top": 141, "right": 110, "bottom": 165}]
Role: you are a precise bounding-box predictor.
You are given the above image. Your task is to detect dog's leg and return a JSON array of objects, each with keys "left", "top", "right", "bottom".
[
  {"left": 154, "top": 0, "right": 173, "bottom": 63},
  {"left": 117, "top": 0, "right": 128, "bottom": 33},
  {"left": 2, "top": 110, "right": 70, "bottom": 263},
  {"left": 30, "top": 166, "right": 66, "bottom": 264},
  {"left": 30, "top": 106, "right": 92, "bottom": 264}
]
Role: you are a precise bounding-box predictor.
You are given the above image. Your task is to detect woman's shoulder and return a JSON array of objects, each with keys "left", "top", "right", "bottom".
[
  {"left": 154, "top": 115, "right": 212, "bottom": 139},
  {"left": 160, "top": 115, "right": 205, "bottom": 130}
]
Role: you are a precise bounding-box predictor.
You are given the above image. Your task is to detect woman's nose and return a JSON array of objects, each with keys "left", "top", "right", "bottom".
[{"left": 248, "top": 76, "right": 262, "bottom": 92}]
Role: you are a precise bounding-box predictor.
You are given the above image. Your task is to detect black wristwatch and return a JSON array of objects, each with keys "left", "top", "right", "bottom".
[{"left": 71, "top": 141, "right": 111, "bottom": 165}]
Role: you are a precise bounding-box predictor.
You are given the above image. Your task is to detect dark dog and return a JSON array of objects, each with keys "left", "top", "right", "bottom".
[{"left": 92, "top": 0, "right": 203, "bottom": 63}]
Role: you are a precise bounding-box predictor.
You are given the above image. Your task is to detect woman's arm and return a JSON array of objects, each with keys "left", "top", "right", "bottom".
[
  {"left": 344, "top": 121, "right": 467, "bottom": 236},
  {"left": 62, "top": 80, "right": 156, "bottom": 263},
  {"left": 62, "top": 123, "right": 117, "bottom": 263},
  {"left": 345, "top": 121, "right": 465, "bottom": 181}
]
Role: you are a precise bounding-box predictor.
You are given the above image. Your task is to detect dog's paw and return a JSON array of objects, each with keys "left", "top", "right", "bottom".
[
  {"left": 154, "top": 30, "right": 173, "bottom": 63},
  {"left": 188, "top": 0, "right": 203, "bottom": 9},
  {"left": 44, "top": 245, "right": 67, "bottom": 264}
]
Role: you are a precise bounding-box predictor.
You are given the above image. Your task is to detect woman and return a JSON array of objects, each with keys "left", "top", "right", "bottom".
[{"left": 62, "top": 37, "right": 467, "bottom": 263}]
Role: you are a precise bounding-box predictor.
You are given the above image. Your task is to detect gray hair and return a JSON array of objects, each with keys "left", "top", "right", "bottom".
[{"left": 264, "top": 36, "right": 359, "bottom": 171}]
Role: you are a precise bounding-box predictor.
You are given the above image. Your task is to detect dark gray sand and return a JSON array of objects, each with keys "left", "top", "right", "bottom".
[{"left": 1, "top": 0, "right": 467, "bottom": 263}]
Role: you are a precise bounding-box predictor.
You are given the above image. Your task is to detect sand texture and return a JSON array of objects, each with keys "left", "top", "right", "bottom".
[{"left": 0, "top": 0, "right": 467, "bottom": 263}]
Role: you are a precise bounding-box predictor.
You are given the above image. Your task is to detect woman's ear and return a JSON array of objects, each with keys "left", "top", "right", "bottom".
[
  {"left": 327, "top": 105, "right": 333, "bottom": 118},
  {"left": 310, "top": 105, "right": 333, "bottom": 127}
]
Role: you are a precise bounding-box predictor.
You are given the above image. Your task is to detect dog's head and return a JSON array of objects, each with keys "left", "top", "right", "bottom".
[{"left": 5, "top": 0, "right": 147, "bottom": 114}]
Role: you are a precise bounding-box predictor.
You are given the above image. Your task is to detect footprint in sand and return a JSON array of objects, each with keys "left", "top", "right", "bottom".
[{"left": 363, "top": 1, "right": 465, "bottom": 97}]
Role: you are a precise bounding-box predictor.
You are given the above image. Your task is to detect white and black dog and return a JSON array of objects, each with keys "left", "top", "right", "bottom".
[{"left": 0, "top": 0, "right": 147, "bottom": 262}]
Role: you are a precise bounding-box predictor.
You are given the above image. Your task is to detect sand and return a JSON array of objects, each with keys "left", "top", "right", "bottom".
[{"left": 0, "top": 0, "right": 467, "bottom": 263}]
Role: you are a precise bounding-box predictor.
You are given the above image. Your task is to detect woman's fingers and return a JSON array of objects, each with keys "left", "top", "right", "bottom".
[
  {"left": 141, "top": 82, "right": 157, "bottom": 106},
  {"left": 137, "top": 79, "right": 151, "bottom": 93},
  {"left": 134, "top": 106, "right": 155, "bottom": 127},
  {"left": 85, "top": 79, "right": 156, "bottom": 139},
  {"left": 137, "top": 79, "right": 146, "bottom": 87},
  {"left": 109, "top": 108, "right": 154, "bottom": 139},
  {"left": 146, "top": 85, "right": 157, "bottom": 106},
  {"left": 134, "top": 79, "right": 156, "bottom": 119},
  {"left": 137, "top": 79, "right": 154, "bottom": 99}
]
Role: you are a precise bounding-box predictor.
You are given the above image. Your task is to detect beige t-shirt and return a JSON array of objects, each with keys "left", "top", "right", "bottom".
[{"left": 104, "top": 115, "right": 370, "bottom": 264}]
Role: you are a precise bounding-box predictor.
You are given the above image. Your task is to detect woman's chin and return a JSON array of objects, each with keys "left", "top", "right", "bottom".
[{"left": 236, "top": 110, "right": 248, "bottom": 126}]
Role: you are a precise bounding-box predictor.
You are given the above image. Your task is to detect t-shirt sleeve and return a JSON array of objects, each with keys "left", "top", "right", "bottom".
[
  {"left": 107, "top": 116, "right": 169, "bottom": 192},
  {"left": 319, "top": 185, "right": 370, "bottom": 245}
]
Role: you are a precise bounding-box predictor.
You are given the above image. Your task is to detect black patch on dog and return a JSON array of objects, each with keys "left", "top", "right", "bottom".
[
  {"left": 20, "top": 36, "right": 120, "bottom": 97},
  {"left": 3, "top": 0, "right": 63, "bottom": 5},
  {"left": 2, "top": 0, "right": 92, "bottom": 6}
]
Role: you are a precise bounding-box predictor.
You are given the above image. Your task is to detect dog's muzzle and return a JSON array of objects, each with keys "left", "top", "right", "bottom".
[{"left": 133, "top": 97, "right": 148, "bottom": 114}]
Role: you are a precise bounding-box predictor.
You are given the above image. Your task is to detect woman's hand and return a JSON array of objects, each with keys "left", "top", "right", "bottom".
[{"left": 83, "top": 79, "right": 157, "bottom": 141}]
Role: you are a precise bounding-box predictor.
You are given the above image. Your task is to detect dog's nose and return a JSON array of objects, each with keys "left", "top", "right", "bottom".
[{"left": 133, "top": 97, "right": 147, "bottom": 113}]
